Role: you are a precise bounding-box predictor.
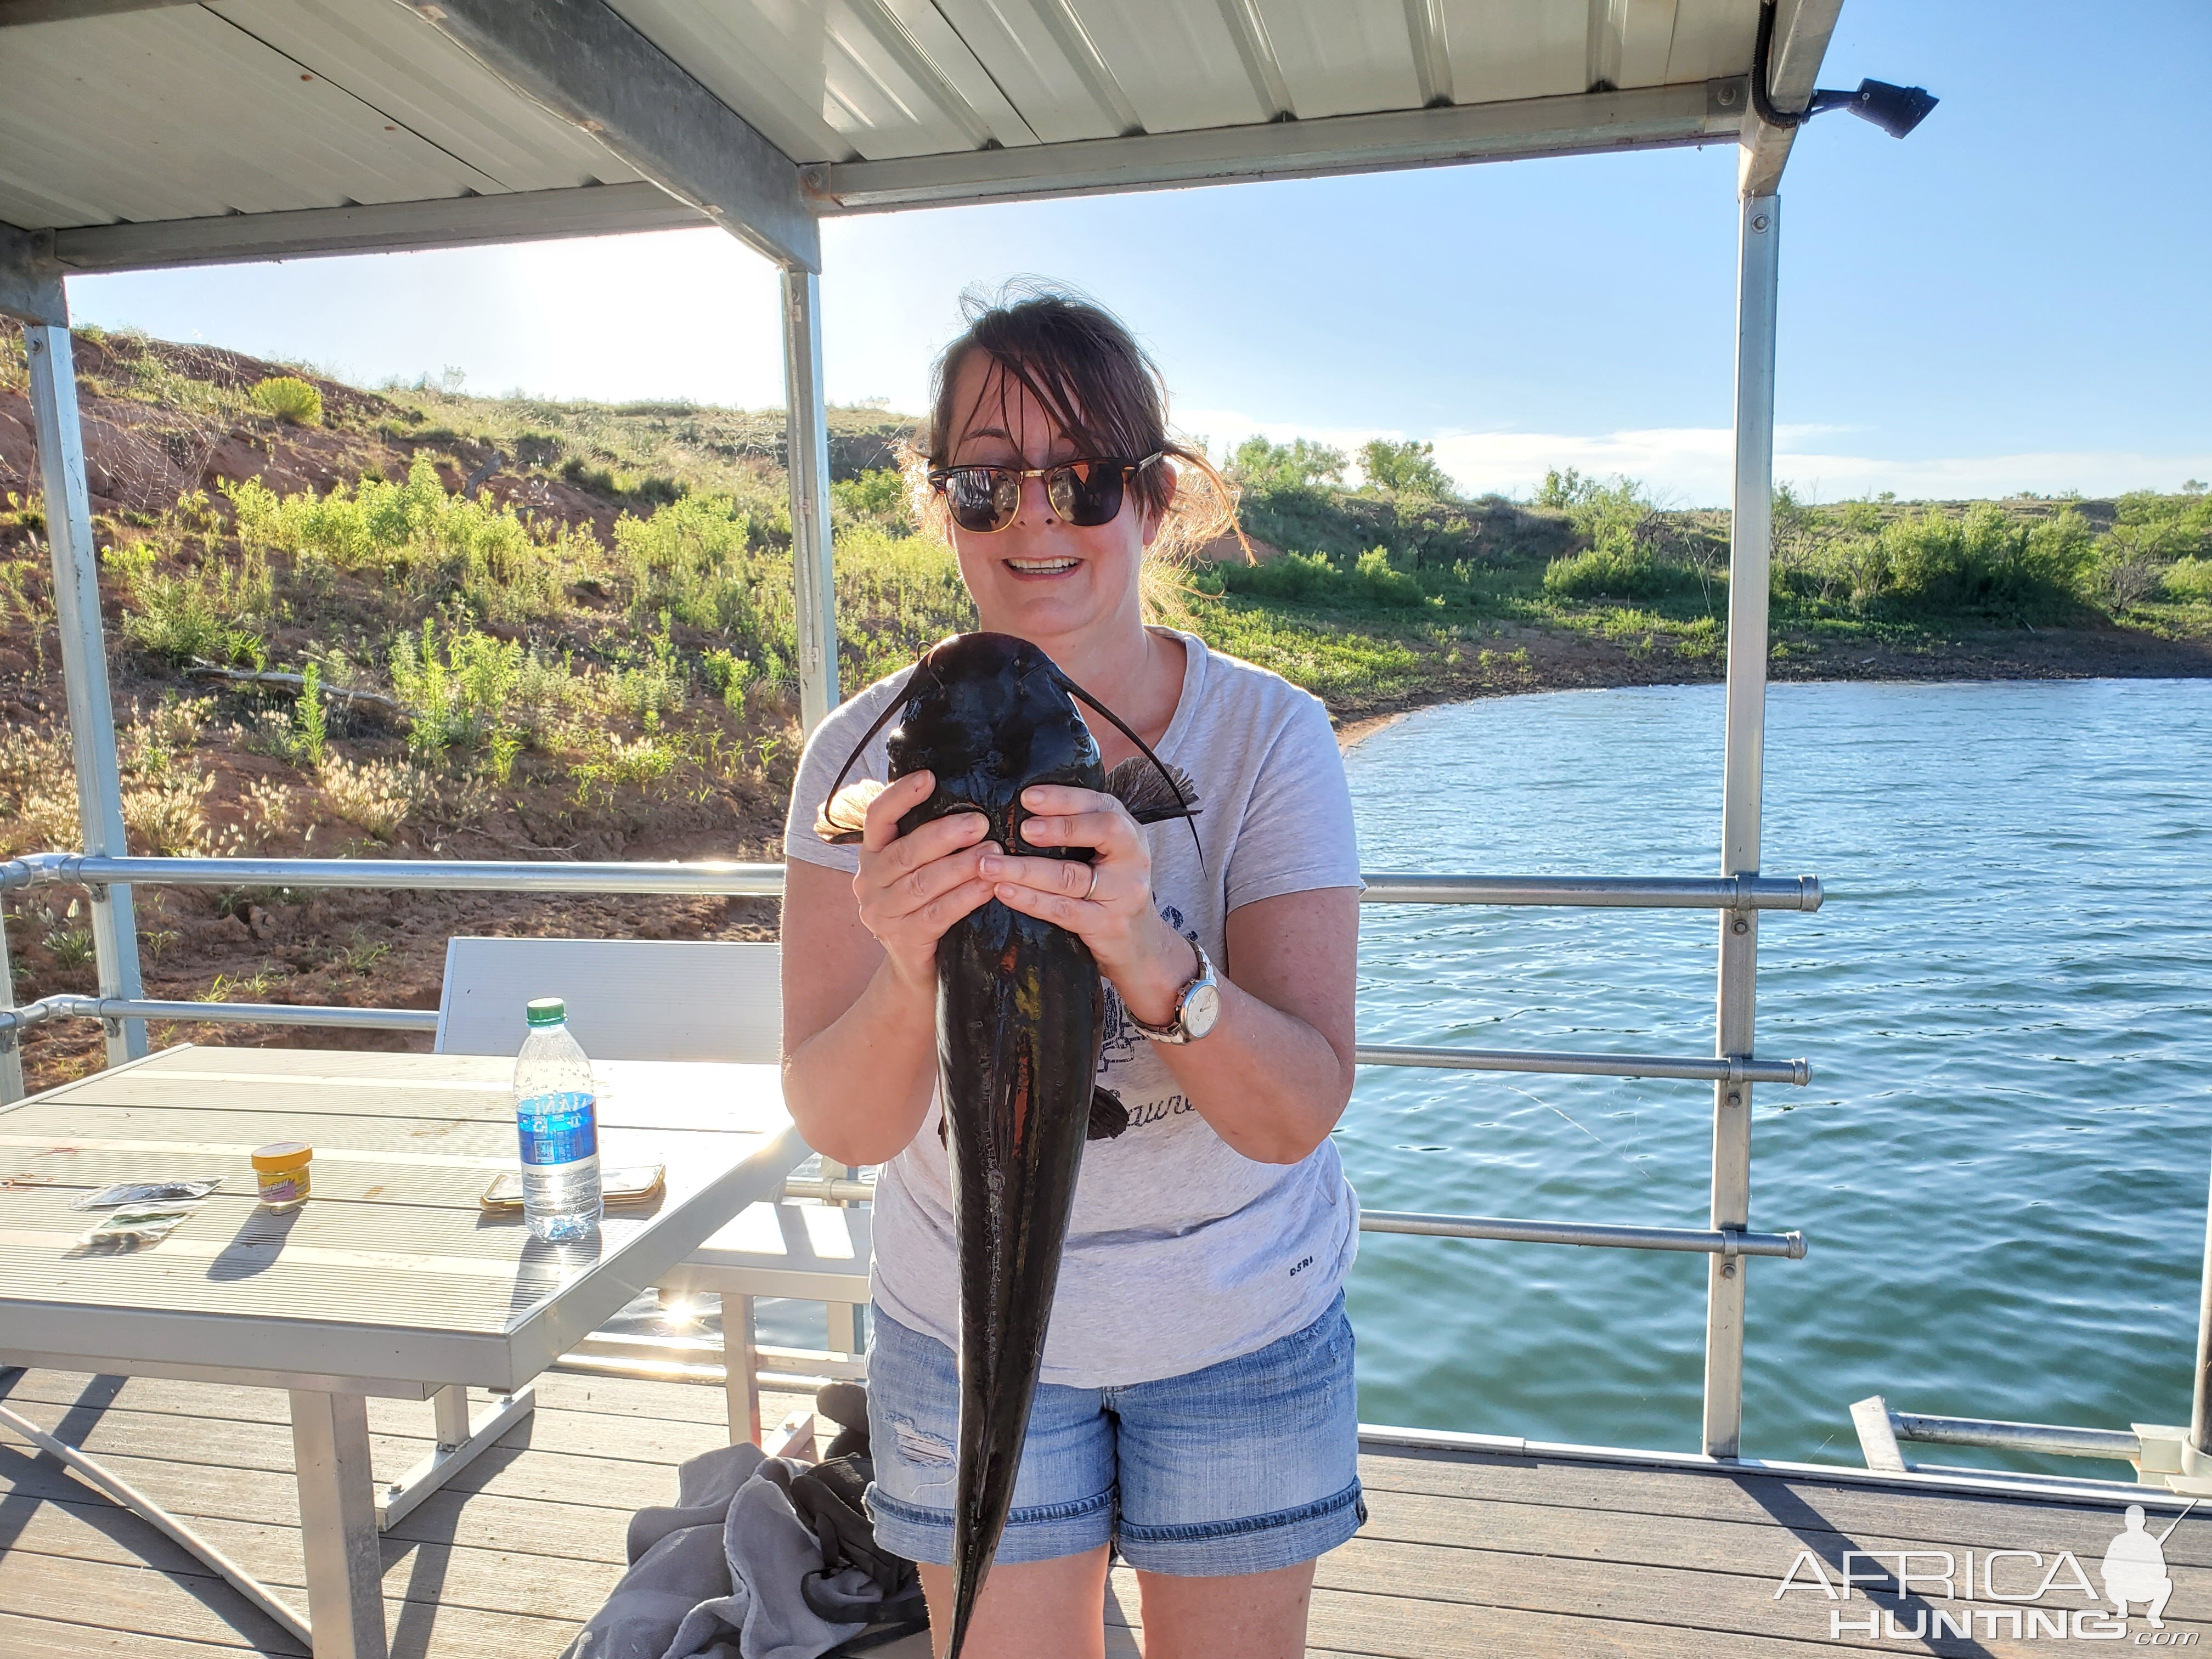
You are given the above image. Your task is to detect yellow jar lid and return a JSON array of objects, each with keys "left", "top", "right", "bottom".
[{"left": 252, "top": 1141, "right": 313, "bottom": 1173}]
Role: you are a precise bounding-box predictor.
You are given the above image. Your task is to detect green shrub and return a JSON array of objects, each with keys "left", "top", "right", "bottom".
[
  {"left": 389, "top": 615, "right": 523, "bottom": 756},
  {"left": 2164, "top": 556, "right": 2212, "bottom": 603},
  {"left": 1350, "top": 548, "right": 1429, "bottom": 608},
  {"left": 229, "top": 458, "right": 585, "bottom": 623},
  {"left": 104, "top": 539, "right": 269, "bottom": 667},
  {"left": 1543, "top": 532, "right": 1680, "bottom": 602},
  {"left": 250, "top": 376, "right": 323, "bottom": 426},
  {"left": 289, "top": 662, "right": 329, "bottom": 766},
  {"left": 1221, "top": 550, "right": 1339, "bottom": 602}
]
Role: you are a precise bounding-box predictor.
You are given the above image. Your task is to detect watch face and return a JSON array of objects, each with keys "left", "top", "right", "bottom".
[{"left": 1182, "top": 981, "right": 1222, "bottom": 1040}]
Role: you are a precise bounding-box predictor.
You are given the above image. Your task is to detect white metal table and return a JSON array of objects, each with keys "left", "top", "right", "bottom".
[{"left": 0, "top": 1043, "right": 806, "bottom": 1659}]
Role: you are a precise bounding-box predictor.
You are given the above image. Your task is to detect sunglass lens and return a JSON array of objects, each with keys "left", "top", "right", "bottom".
[
  {"left": 944, "top": 468, "right": 1016, "bottom": 532},
  {"left": 1048, "top": 461, "right": 1125, "bottom": 526}
]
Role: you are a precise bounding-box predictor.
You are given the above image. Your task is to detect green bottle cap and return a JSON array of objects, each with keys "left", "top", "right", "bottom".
[{"left": 524, "top": 997, "right": 566, "bottom": 1027}]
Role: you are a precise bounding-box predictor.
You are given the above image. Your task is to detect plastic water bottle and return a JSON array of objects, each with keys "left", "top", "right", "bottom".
[{"left": 514, "top": 997, "right": 602, "bottom": 1240}]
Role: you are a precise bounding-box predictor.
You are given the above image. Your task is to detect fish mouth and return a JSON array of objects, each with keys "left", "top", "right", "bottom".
[{"left": 1003, "top": 555, "right": 1081, "bottom": 579}]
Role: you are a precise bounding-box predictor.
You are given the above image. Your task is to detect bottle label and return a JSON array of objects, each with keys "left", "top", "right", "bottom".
[{"left": 517, "top": 1091, "right": 599, "bottom": 1166}]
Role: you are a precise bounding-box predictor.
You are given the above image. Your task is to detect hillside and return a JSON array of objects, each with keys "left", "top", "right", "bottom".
[{"left": 2, "top": 322, "right": 2207, "bottom": 1092}]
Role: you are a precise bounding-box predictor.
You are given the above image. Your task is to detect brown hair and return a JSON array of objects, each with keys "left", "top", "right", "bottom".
[{"left": 908, "top": 281, "right": 1240, "bottom": 610}]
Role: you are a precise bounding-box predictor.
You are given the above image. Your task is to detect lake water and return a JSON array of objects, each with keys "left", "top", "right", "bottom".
[{"left": 1338, "top": 677, "right": 2212, "bottom": 1475}]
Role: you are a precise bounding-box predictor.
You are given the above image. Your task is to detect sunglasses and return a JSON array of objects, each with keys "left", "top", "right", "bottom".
[{"left": 927, "top": 453, "right": 1165, "bottom": 534}]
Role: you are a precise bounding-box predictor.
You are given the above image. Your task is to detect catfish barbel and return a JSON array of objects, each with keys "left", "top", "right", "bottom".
[{"left": 817, "top": 631, "right": 1200, "bottom": 1658}]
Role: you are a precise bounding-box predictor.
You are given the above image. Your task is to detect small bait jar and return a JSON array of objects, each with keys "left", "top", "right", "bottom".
[{"left": 251, "top": 1142, "right": 313, "bottom": 1211}]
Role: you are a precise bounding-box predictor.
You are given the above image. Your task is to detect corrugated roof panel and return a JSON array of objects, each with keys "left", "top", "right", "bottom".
[
  {"left": 874, "top": 0, "right": 1043, "bottom": 146},
  {"left": 1437, "top": 0, "right": 1589, "bottom": 104},
  {"left": 608, "top": 0, "right": 859, "bottom": 164},
  {"left": 206, "top": 0, "right": 641, "bottom": 193},
  {"left": 926, "top": 0, "right": 1125, "bottom": 145},
  {"left": 1251, "top": 0, "right": 1424, "bottom": 121},
  {"left": 0, "top": 7, "right": 503, "bottom": 229},
  {"left": 1617, "top": 0, "right": 1686, "bottom": 88},
  {"left": 1066, "top": 1, "right": 1274, "bottom": 132},
  {"left": 817, "top": 0, "right": 1014, "bottom": 157},
  {"left": 1664, "top": 0, "right": 1756, "bottom": 84}
]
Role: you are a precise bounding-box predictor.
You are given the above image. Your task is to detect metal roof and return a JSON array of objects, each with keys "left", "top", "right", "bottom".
[{"left": 0, "top": 0, "right": 1842, "bottom": 283}]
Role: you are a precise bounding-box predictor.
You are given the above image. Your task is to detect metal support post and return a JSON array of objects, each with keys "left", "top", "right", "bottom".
[
  {"left": 1703, "top": 190, "right": 1779, "bottom": 1460},
  {"left": 290, "top": 1388, "right": 387, "bottom": 1659},
  {"left": 2191, "top": 1139, "right": 2212, "bottom": 1458},
  {"left": 819, "top": 1156, "right": 859, "bottom": 1357},
  {"left": 0, "top": 905, "right": 24, "bottom": 1103},
  {"left": 23, "top": 321, "right": 145, "bottom": 1067},
  {"left": 780, "top": 266, "right": 839, "bottom": 735}
]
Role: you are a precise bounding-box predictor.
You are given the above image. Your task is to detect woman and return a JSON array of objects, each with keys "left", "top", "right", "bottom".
[{"left": 780, "top": 287, "right": 1364, "bottom": 1659}]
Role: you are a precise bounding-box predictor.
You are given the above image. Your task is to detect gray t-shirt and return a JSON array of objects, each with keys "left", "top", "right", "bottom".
[{"left": 782, "top": 629, "right": 1363, "bottom": 1387}]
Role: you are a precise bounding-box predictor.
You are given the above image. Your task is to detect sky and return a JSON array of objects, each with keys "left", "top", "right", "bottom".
[{"left": 66, "top": 1, "right": 2211, "bottom": 508}]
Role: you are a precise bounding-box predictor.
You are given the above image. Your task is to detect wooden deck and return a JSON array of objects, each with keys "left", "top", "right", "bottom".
[{"left": 2, "top": 1363, "right": 2204, "bottom": 1657}]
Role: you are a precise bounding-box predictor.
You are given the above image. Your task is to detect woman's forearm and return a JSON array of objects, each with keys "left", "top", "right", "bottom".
[
  {"left": 782, "top": 957, "right": 940, "bottom": 1166},
  {"left": 1149, "top": 973, "right": 1355, "bottom": 1164}
]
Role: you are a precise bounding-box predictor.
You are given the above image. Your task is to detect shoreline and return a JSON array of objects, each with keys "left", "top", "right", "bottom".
[{"left": 1331, "top": 622, "right": 2212, "bottom": 751}]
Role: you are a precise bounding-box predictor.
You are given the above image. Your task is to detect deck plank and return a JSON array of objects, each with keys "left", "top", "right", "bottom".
[{"left": 5, "top": 1368, "right": 2202, "bottom": 1658}]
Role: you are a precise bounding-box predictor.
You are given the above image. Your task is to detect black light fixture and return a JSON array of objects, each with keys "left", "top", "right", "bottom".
[{"left": 1752, "top": 0, "right": 1939, "bottom": 139}]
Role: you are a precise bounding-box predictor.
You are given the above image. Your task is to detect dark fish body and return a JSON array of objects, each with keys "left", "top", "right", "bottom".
[
  {"left": 885, "top": 633, "right": 1107, "bottom": 1658},
  {"left": 817, "top": 631, "right": 1197, "bottom": 1658}
]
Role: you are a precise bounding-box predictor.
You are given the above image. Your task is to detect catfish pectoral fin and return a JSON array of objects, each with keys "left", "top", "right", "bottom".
[
  {"left": 1103, "top": 756, "right": 1201, "bottom": 825},
  {"left": 1087, "top": 1086, "right": 1129, "bottom": 1141},
  {"left": 938, "top": 1109, "right": 949, "bottom": 1149}
]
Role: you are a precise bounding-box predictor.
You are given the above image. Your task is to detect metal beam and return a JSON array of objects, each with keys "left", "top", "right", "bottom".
[
  {"left": 782, "top": 268, "right": 839, "bottom": 733},
  {"left": 402, "top": 0, "right": 819, "bottom": 271},
  {"left": 1217, "top": 0, "right": 1296, "bottom": 122},
  {"left": 806, "top": 79, "right": 1741, "bottom": 212},
  {"left": 1401, "top": 0, "right": 1454, "bottom": 109},
  {"left": 1703, "top": 191, "right": 1780, "bottom": 1461},
  {"left": 22, "top": 320, "right": 148, "bottom": 1069},
  {"left": 0, "top": 0, "right": 195, "bottom": 22},
  {"left": 47, "top": 182, "right": 706, "bottom": 275},
  {"left": 0, "top": 222, "right": 65, "bottom": 326},
  {"left": 1737, "top": 0, "right": 1843, "bottom": 198}
]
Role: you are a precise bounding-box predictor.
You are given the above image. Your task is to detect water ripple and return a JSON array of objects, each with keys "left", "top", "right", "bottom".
[{"left": 1340, "top": 679, "right": 2212, "bottom": 1474}]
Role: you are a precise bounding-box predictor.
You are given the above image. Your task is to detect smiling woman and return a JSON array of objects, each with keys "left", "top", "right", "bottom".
[{"left": 776, "top": 283, "right": 1369, "bottom": 1659}]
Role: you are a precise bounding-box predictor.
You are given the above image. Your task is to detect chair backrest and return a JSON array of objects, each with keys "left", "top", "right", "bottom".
[{"left": 435, "top": 937, "right": 782, "bottom": 1062}]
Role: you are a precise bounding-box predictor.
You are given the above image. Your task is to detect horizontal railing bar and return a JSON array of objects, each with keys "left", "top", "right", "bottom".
[
  {"left": 2, "top": 853, "right": 1822, "bottom": 912},
  {"left": 2, "top": 852, "right": 786, "bottom": 897},
  {"left": 1359, "top": 872, "right": 1822, "bottom": 911},
  {"left": 0, "top": 996, "right": 1812, "bottom": 1091},
  {"left": 1357, "top": 1042, "right": 1809, "bottom": 1085},
  {"left": 1890, "top": 1412, "right": 2142, "bottom": 1460},
  {"left": 1361, "top": 1209, "right": 1806, "bottom": 1259},
  {"left": 0, "top": 996, "right": 437, "bottom": 1037}
]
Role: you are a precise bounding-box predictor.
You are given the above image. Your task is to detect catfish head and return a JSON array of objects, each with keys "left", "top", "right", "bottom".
[{"left": 816, "top": 631, "right": 1201, "bottom": 858}]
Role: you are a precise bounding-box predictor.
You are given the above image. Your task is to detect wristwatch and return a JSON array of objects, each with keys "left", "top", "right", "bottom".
[{"left": 1128, "top": 941, "right": 1221, "bottom": 1045}]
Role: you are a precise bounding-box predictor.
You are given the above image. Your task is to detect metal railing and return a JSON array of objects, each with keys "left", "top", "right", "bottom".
[{"left": 0, "top": 849, "right": 1821, "bottom": 1432}]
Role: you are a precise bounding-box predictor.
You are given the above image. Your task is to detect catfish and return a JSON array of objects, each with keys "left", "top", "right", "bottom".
[{"left": 817, "top": 631, "right": 1199, "bottom": 1657}]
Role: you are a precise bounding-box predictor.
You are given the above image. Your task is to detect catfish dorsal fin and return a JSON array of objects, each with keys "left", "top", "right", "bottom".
[
  {"left": 814, "top": 667, "right": 921, "bottom": 847},
  {"left": 1056, "top": 672, "right": 1205, "bottom": 868}
]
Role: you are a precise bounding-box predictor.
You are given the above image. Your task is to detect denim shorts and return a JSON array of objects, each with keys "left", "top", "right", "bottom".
[{"left": 862, "top": 1288, "right": 1365, "bottom": 1577}]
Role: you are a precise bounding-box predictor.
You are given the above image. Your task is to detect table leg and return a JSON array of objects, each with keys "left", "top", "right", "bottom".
[
  {"left": 289, "top": 1389, "right": 387, "bottom": 1659},
  {"left": 725, "top": 1291, "right": 762, "bottom": 1446}
]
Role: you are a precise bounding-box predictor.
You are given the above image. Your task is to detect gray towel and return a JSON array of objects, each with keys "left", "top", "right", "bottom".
[{"left": 562, "top": 1443, "right": 879, "bottom": 1659}]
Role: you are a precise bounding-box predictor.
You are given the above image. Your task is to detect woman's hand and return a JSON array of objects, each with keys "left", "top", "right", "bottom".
[
  {"left": 981, "top": 783, "right": 1197, "bottom": 1026},
  {"left": 853, "top": 771, "right": 1000, "bottom": 997}
]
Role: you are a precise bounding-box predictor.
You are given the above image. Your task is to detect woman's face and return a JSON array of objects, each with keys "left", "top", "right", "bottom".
[{"left": 940, "top": 349, "right": 1167, "bottom": 645}]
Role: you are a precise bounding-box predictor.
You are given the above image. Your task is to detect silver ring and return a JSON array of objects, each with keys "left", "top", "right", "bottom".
[{"left": 1084, "top": 864, "right": 1100, "bottom": 901}]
